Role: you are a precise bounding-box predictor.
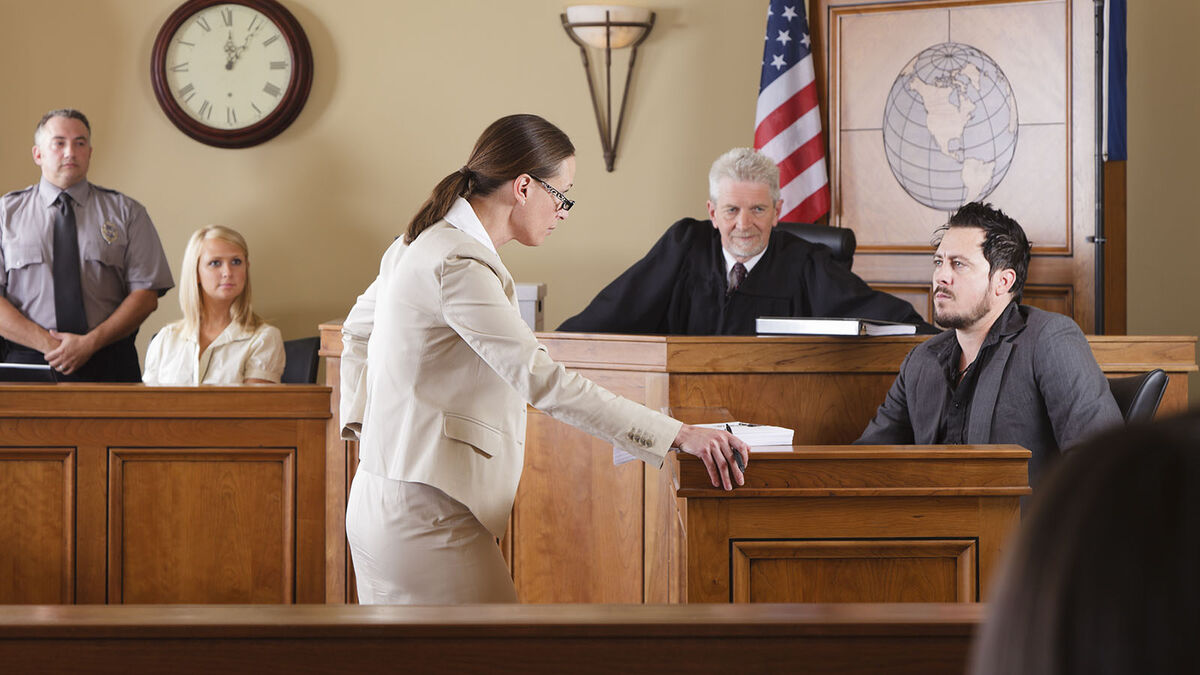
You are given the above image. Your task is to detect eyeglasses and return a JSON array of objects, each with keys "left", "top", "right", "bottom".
[{"left": 529, "top": 174, "right": 575, "bottom": 212}]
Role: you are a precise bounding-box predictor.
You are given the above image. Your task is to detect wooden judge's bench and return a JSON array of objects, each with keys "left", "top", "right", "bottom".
[{"left": 320, "top": 327, "right": 1196, "bottom": 605}]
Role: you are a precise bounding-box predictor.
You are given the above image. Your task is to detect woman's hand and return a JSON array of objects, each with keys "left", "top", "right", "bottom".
[{"left": 673, "top": 424, "right": 749, "bottom": 490}]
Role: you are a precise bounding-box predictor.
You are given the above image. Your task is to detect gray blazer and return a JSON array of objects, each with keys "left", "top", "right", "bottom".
[{"left": 856, "top": 303, "right": 1122, "bottom": 486}]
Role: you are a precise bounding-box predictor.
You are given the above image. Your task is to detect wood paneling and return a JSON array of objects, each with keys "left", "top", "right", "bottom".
[
  {"left": 319, "top": 335, "right": 352, "bottom": 604},
  {"left": 321, "top": 327, "right": 1194, "bottom": 604},
  {"left": 0, "top": 603, "right": 983, "bottom": 675},
  {"left": 1103, "top": 160, "right": 1127, "bottom": 334},
  {"left": 671, "top": 372, "right": 902, "bottom": 444},
  {"left": 515, "top": 410, "right": 644, "bottom": 603},
  {"left": 0, "top": 385, "right": 330, "bottom": 605},
  {"left": 871, "top": 283, "right": 933, "bottom": 323},
  {"left": 109, "top": 449, "right": 294, "bottom": 604},
  {"left": 0, "top": 450, "right": 74, "bottom": 603},
  {"left": 733, "top": 540, "right": 976, "bottom": 603},
  {"left": 1021, "top": 285, "right": 1074, "bottom": 318},
  {"left": 676, "top": 446, "right": 1028, "bottom": 603}
]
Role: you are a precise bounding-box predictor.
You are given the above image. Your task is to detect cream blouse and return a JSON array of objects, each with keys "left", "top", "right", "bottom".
[{"left": 143, "top": 321, "right": 285, "bottom": 384}]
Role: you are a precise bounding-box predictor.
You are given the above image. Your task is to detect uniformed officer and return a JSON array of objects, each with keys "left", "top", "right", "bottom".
[{"left": 0, "top": 109, "right": 173, "bottom": 381}]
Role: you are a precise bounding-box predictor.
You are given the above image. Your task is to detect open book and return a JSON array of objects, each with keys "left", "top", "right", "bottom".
[{"left": 756, "top": 316, "right": 918, "bottom": 336}]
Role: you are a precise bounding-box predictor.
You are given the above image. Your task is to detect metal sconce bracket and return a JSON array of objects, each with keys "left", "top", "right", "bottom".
[{"left": 561, "top": 10, "right": 656, "bottom": 172}]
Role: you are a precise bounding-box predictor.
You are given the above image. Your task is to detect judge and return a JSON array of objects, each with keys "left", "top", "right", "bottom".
[{"left": 558, "top": 147, "right": 934, "bottom": 335}]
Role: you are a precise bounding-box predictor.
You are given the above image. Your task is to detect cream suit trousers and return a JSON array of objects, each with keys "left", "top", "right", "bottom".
[{"left": 346, "top": 468, "right": 518, "bottom": 604}]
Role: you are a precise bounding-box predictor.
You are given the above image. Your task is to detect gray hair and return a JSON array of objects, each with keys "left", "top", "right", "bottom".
[
  {"left": 708, "top": 147, "right": 780, "bottom": 203},
  {"left": 34, "top": 108, "right": 91, "bottom": 144}
]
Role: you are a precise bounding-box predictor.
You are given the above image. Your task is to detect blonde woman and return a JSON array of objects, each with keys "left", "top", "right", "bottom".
[{"left": 143, "top": 226, "right": 283, "bottom": 384}]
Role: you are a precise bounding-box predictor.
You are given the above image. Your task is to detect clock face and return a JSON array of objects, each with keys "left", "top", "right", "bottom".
[
  {"left": 164, "top": 4, "right": 292, "bottom": 130},
  {"left": 151, "top": 0, "right": 313, "bottom": 148}
]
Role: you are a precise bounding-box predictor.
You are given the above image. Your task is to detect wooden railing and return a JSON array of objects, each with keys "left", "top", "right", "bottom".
[{"left": 0, "top": 603, "right": 983, "bottom": 674}]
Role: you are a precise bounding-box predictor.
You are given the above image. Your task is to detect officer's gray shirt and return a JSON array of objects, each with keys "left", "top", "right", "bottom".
[{"left": 0, "top": 178, "right": 174, "bottom": 332}]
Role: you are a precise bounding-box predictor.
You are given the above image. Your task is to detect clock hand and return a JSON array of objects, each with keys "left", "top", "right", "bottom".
[
  {"left": 225, "top": 30, "right": 238, "bottom": 70},
  {"left": 231, "top": 23, "right": 263, "bottom": 64}
]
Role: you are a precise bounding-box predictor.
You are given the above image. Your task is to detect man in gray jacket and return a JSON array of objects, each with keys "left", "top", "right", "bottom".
[{"left": 856, "top": 202, "right": 1121, "bottom": 488}]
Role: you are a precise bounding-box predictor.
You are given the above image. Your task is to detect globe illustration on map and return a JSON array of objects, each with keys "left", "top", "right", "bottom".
[{"left": 882, "top": 42, "right": 1018, "bottom": 212}]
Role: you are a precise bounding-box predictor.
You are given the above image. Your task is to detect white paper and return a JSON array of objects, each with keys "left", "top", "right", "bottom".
[{"left": 612, "top": 447, "right": 637, "bottom": 465}]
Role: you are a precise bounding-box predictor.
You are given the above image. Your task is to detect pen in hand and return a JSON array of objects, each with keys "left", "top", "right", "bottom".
[{"left": 726, "top": 423, "right": 746, "bottom": 472}]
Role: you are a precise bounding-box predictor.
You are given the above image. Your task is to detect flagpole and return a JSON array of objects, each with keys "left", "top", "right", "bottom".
[{"left": 1091, "top": 0, "right": 1107, "bottom": 334}]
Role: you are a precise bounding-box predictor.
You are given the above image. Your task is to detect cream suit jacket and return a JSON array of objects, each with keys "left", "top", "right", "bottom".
[{"left": 341, "top": 221, "right": 681, "bottom": 538}]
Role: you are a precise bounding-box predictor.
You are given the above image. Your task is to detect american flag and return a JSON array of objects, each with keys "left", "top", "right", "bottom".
[{"left": 755, "top": 1, "right": 831, "bottom": 223}]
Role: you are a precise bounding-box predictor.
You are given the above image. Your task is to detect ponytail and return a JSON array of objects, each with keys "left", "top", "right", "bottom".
[
  {"left": 403, "top": 114, "right": 575, "bottom": 245},
  {"left": 404, "top": 170, "right": 471, "bottom": 244}
]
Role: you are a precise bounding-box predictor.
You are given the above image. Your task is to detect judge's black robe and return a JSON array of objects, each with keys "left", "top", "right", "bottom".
[{"left": 558, "top": 218, "right": 935, "bottom": 336}]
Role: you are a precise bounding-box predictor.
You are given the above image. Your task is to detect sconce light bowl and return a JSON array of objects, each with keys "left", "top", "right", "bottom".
[{"left": 565, "top": 5, "right": 654, "bottom": 49}]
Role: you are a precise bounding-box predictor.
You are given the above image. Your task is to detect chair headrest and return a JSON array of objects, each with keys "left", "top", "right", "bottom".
[{"left": 776, "top": 222, "right": 856, "bottom": 266}]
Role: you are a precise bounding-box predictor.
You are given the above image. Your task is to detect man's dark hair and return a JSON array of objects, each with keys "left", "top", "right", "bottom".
[
  {"left": 934, "top": 202, "right": 1032, "bottom": 301},
  {"left": 34, "top": 108, "right": 91, "bottom": 144}
]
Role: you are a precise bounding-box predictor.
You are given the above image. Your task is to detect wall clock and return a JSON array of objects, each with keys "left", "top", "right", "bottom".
[{"left": 151, "top": 0, "right": 314, "bottom": 148}]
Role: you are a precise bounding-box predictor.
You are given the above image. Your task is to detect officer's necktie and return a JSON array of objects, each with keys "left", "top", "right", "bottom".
[{"left": 52, "top": 192, "right": 88, "bottom": 334}]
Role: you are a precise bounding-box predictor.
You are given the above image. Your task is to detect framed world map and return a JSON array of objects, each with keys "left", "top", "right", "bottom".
[
  {"left": 810, "top": 0, "right": 1105, "bottom": 332},
  {"left": 824, "top": 0, "right": 1071, "bottom": 254}
]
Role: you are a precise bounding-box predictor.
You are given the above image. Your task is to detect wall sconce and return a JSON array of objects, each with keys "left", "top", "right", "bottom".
[{"left": 561, "top": 5, "right": 656, "bottom": 172}]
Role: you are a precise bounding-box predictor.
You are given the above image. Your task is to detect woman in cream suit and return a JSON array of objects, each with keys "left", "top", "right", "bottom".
[{"left": 341, "top": 114, "right": 748, "bottom": 604}]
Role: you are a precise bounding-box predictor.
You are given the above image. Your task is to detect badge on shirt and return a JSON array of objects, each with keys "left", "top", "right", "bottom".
[{"left": 100, "top": 221, "right": 118, "bottom": 244}]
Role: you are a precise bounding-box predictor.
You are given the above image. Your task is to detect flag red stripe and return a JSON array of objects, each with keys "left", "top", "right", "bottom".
[
  {"left": 754, "top": 81, "right": 819, "bottom": 148},
  {"left": 776, "top": 134, "right": 826, "bottom": 187},
  {"left": 781, "top": 185, "right": 831, "bottom": 224}
]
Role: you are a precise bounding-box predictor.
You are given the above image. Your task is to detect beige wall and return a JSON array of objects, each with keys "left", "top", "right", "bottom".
[
  {"left": 1127, "top": 2, "right": 1200, "bottom": 400},
  {"left": 0, "top": 0, "right": 763, "bottom": 351},
  {"left": 1, "top": 1, "right": 1195, "bottom": 393}
]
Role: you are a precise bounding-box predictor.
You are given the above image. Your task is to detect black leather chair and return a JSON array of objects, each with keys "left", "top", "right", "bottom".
[
  {"left": 1108, "top": 368, "right": 1168, "bottom": 424},
  {"left": 282, "top": 337, "right": 321, "bottom": 384},
  {"left": 776, "top": 221, "right": 856, "bottom": 268}
]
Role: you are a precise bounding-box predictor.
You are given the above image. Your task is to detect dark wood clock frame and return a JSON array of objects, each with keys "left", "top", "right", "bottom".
[{"left": 151, "top": 0, "right": 314, "bottom": 148}]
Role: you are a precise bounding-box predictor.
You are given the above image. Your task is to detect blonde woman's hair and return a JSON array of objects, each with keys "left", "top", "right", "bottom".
[{"left": 177, "top": 225, "right": 262, "bottom": 336}]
